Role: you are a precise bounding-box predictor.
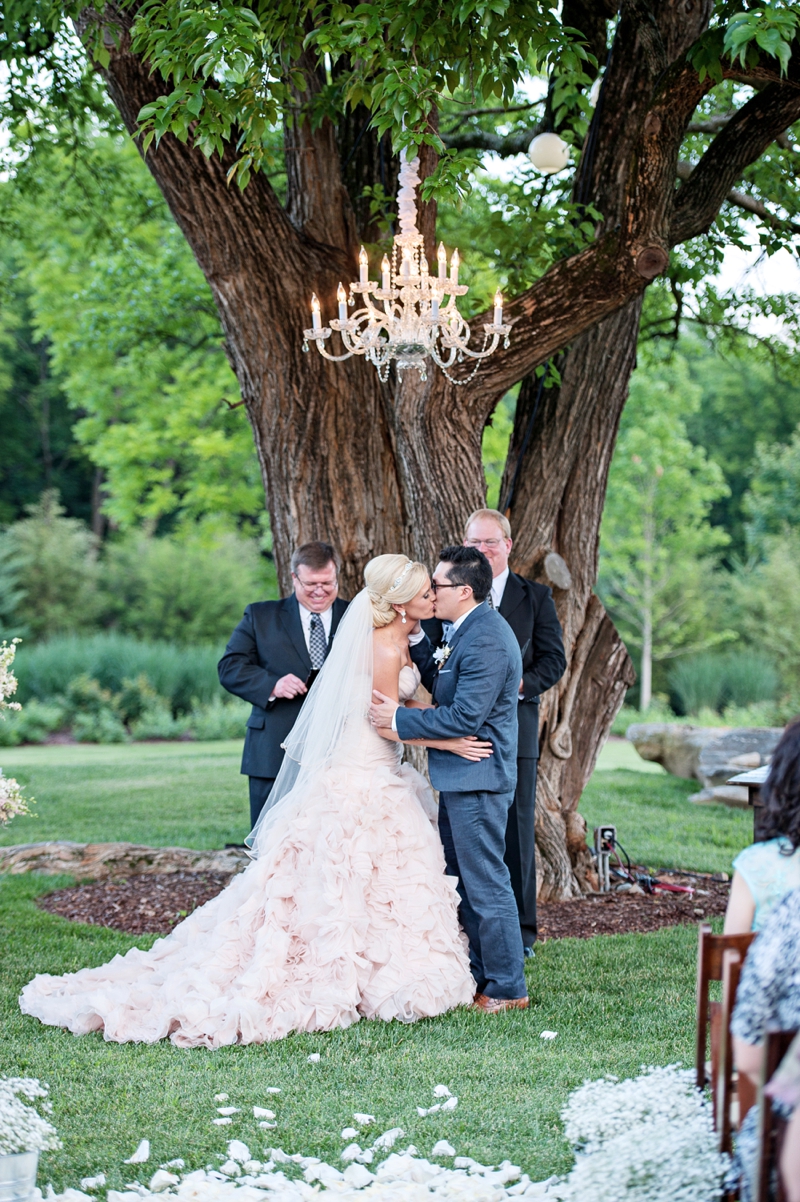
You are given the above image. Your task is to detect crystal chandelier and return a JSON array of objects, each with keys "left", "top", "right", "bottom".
[{"left": 302, "top": 152, "right": 510, "bottom": 383}]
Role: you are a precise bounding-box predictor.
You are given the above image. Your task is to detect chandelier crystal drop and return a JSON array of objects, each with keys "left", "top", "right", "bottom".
[{"left": 302, "top": 152, "right": 510, "bottom": 383}]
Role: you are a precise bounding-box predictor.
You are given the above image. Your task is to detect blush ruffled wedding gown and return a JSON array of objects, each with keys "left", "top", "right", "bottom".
[{"left": 20, "top": 665, "right": 474, "bottom": 1048}]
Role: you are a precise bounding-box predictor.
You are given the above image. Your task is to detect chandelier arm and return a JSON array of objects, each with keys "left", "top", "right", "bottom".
[{"left": 316, "top": 344, "right": 362, "bottom": 362}]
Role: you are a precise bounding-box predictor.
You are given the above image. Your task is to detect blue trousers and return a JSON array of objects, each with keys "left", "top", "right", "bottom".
[{"left": 438, "top": 789, "right": 527, "bottom": 1000}]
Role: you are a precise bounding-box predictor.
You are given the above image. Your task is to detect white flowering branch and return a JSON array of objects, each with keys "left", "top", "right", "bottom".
[
  {"left": 0, "top": 639, "right": 32, "bottom": 825},
  {"left": 0, "top": 1078, "right": 61, "bottom": 1156}
]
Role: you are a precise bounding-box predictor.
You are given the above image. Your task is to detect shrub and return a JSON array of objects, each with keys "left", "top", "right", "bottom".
[
  {"left": 72, "top": 710, "right": 129, "bottom": 743},
  {"left": 130, "top": 703, "right": 190, "bottom": 741},
  {"left": 0, "top": 491, "right": 101, "bottom": 639},
  {"left": 0, "top": 699, "right": 66, "bottom": 747},
  {"left": 14, "top": 634, "right": 223, "bottom": 713},
  {"left": 668, "top": 649, "right": 778, "bottom": 716},
  {"left": 115, "top": 674, "right": 161, "bottom": 724},
  {"left": 186, "top": 696, "right": 249, "bottom": 741},
  {"left": 100, "top": 529, "right": 277, "bottom": 645}
]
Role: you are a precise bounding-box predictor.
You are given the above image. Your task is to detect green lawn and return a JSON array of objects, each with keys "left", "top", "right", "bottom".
[
  {"left": 0, "top": 741, "right": 250, "bottom": 849},
  {"left": 0, "top": 738, "right": 749, "bottom": 1190},
  {"left": 1, "top": 872, "right": 700, "bottom": 1191}
]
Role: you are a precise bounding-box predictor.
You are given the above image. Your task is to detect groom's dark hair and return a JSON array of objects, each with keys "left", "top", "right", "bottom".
[{"left": 439, "top": 545, "right": 493, "bottom": 602}]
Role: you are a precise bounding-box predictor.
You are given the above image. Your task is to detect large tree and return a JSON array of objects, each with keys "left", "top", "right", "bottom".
[{"left": 3, "top": 0, "right": 800, "bottom": 897}]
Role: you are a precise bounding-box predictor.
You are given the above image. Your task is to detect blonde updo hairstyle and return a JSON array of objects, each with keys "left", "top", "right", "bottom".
[{"left": 364, "top": 554, "right": 429, "bottom": 628}]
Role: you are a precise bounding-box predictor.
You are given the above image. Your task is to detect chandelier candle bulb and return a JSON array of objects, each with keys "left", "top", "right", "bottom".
[
  {"left": 494, "top": 290, "right": 503, "bottom": 326},
  {"left": 450, "top": 249, "right": 460, "bottom": 284},
  {"left": 431, "top": 294, "right": 440, "bottom": 321},
  {"left": 402, "top": 248, "right": 412, "bottom": 279},
  {"left": 381, "top": 256, "right": 390, "bottom": 291},
  {"left": 337, "top": 283, "right": 347, "bottom": 323},
  {"left": 358, "top": 246, "right": 368, "bottom": 285},
  {"left": 437, "top": 242, "right": 447, "bottom": 280},
  {"left": 311, "top": 294, "right": 321, "bottom": 331}
]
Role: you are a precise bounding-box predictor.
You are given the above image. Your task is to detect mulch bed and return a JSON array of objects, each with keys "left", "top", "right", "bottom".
[
  {"left": 537, "top": 870, "right": 730, "bottom": 941},
  {"left": 36, "top": 867, "right": 730, "bottom": 940},
  {"left": 37, "top": 871, "right": 233, "bottom": 936}
]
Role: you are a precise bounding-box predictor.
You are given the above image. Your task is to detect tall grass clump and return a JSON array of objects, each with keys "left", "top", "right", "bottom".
[
  {"left": 14, "top": 634, "right": 224, "bottom": 713},
  {"left": 669, "top": 649, "right": 779, "bottom": 717}
]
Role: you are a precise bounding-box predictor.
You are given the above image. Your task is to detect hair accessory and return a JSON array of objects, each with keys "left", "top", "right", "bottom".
[{"left": 386, "top": 560, "right": 414, "bottom": 593}]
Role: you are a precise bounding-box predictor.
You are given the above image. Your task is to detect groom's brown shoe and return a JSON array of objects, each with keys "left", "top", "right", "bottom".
[{"left": 471, "top": 993, "right": 529, "bottom": 1013}]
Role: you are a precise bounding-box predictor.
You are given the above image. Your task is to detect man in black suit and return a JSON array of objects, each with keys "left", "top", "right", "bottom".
[
  {"left": 412, "top": 509, "right": 566, "bottom": 954},
  {"left": 218, "top": 540, "right": 349, "bottom": 830}
]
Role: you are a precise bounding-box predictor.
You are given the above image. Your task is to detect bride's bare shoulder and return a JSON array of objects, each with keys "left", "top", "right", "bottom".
[{"left": 372, "top": 628, "right": 402, "bottom": 662}]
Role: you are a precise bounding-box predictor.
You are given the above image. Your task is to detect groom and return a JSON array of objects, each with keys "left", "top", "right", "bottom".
[{"left": 369, "top": 545, "right": 527, "bottom": 1012}]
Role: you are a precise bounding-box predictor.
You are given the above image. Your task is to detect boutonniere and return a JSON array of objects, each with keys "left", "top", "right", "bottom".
[{"left": 433, "top": 644, "right": 452, "bottom": 670}]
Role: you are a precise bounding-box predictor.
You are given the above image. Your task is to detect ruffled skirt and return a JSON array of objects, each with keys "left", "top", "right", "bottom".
[{"left": 20, "top": 759, "right": 474, "bottom": 1047}]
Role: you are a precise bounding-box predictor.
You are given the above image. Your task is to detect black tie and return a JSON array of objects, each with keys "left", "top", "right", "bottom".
[{"left": 308, "top": 613, "right": 327, "bottom": 669}]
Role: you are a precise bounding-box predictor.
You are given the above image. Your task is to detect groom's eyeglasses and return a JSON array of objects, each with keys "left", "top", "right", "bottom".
[{"left": 430, "top": 582, "right": 468, "bottom": 593}]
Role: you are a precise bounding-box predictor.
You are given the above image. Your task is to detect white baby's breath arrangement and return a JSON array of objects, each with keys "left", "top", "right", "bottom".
[
  {"left": 0, "top": 1078, "right": 61, "bottom": 1156},
  {"left": 552, "top": 1065, "right": 729, "bottom": 1202},
  {"left": 0, "top": 639, "right": 31, "bottom": 825}
]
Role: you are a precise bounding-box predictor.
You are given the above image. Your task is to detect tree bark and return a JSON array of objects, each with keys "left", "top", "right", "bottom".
[{"left": 73, "top": 0, "right": 800, "bottom": 897}]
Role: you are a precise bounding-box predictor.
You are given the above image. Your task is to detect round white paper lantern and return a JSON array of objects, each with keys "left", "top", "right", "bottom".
[{"left": 527, "top": 132, "right": 570, "bottom": 175}]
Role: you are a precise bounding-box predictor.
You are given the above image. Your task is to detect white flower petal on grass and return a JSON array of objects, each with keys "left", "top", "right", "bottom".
[
  {"left": 341, "top": 1128, "right": 358, "bottom": 1140},
  {"left": 416, "top": 1105, "right": 441, "bottom": 1117},
  {"left": 540, "top": 1031, "right": 557, "bottom": 1041},
  {"left": 253, "top": 1108, "right": 276, "bottom": 1119},
  {"left": 124, "top": 1141, "right": 150, "bottom": 1165},
  {"left": 353, "top": 1113, "right": 374, "bottom": 1126},
  {"left": 340, "top": 1144, "right": 362, "bottom": 1163},
  {"left": 213, "top": 1094, "right": 229, "bottom": 1103},
  {"left": 216, "top": 1107, "right": 239, "bottom": 1116},
  {"left": 264, "top": 1088, "right": 281, "bottom": 1094},
  {"left": 218, "top": 1162, "right": 241, "bottom": 1177},
  {"left": 226, "top": 1142, "right": 250, "bottom": 1164},
  {"left": 79, "top": 1175, "right": 106, "bottom": 1191},
  {"left": 371, "top": 1129, "right": 404, "bottom": 1151},
  {"left": 258, "top": 1122, "right": 277, "bottom": 1130},
  {"left": 147, "top": 1170, "right": 179, "bottom": 1192},
  {"left": 242, "top": 1162, "right": 261, "bottom": 1175},
  {"left": 161, "top": 1160, "right": 184, "bottom": 1170},
  {"left": 212, "top": 1118, "right": 232, "bottom": 1127},
  {"left": 343, "top": 1164, "right": 375, "bottom": 1189},
  {"left": 431, "top": 1141, "right": 456, "bottom": 1158},
  {"left": 307, "top": 1054, "right": 321, "bottom": 1063},
  {"left": 440, "top": 1097, "right": 458, "bottom": 1112},
  {"left": 432, "top": 1086, "right": 453, "bottom": 1099}
]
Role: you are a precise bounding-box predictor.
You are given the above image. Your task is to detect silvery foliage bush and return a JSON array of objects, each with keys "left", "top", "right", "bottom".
[
  {"left": 551, "top": 1065, "right": 728, "bottom": 1202},
  {"left": 0, "top": 1078, "right": 61, "bottom": 1155}
]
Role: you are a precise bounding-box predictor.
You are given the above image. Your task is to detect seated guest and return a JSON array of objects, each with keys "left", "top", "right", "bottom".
[
  {"left": 724, "top": 718, "right": 800, "bottom": 934},
  {"left": 729, "top": 887, "right": 800, "bottom": 1201}
]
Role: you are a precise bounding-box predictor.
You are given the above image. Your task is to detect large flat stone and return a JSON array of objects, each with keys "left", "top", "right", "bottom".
[
  {"left": 625, "top": 723, "right": 724, "bottom": 780},
  {"left": 0, "top": 841, "right": 250, "bottom": 880}
]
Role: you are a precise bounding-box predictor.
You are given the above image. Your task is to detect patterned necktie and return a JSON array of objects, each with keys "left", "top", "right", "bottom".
[
  {"left": 308, "top": 613, "right": 327, "bottom": 669},
  {"left": 487, "top": 593, "right": 496, "bottom": 609}
]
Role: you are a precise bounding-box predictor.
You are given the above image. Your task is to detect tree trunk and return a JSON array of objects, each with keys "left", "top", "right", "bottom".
[
  {"left": 499, "top": 300, "right": 641, "bottom": 899},
  {"left": 75, "top": 0, "right": 800, "bottom": 897}
]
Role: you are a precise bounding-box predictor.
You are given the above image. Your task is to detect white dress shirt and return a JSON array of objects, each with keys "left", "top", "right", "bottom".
[{"left": 491, "top": 566, "right": 510, "bottom": 611}]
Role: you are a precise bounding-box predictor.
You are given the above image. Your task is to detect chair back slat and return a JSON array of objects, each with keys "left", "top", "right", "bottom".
[
  {"left": 718, "top": 949, "right": 743, "bottom": 1156},
  {"left": 696, "top": 925, "right": 757, "bottom": 1091},
  {"left": 756, "top": 1029, "right": 798, "bottom": 1202}
]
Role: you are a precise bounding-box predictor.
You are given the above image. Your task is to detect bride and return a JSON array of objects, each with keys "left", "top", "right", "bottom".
[{"left": 20, "top": 555, "right": 485, "bottom": 1047}]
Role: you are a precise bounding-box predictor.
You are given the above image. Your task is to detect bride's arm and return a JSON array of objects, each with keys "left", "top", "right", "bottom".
[{"left": 372, "top": 641, "right": 492, "bottom": 760}]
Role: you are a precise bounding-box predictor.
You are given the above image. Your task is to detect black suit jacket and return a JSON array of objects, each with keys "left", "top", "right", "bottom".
[
  {"left": 415, "top": 572, "right": 566, "bottom": 758},
  {"left": 218, "top": 594, "right": 349, "bottom": 777}
]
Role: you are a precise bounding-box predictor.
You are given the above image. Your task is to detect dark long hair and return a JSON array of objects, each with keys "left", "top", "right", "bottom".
[{"left": 761, "top": 718, "right": 800, "bottom": 852}]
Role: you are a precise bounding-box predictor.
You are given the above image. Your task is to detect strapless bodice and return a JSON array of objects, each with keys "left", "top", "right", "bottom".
[{"left": 398, "top": 663, "right": 421, "bottom": 703}]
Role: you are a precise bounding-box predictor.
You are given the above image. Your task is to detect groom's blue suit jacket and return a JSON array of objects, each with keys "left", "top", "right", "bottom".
[{"left": 398, "top": 603, "right": 522, "bottom": 794}]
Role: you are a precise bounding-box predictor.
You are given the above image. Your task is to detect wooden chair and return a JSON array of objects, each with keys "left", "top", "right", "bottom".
[
  {"left": 696, "top": 924, "right": 757, "bottom": 1101},
  {"left": 755, "top": 1028, "right": 798, "bottom": 1202},
  {"left": 718, "top": 949, "right": 758, "bottom": 1155}
]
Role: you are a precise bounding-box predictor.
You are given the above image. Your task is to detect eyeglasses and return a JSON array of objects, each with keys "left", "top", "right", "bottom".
[
  {"left": 430, "top": 581, "right": 469, "bottom": 593},
  {"left": 465, "top": 538, "right": 504, "bottom": 549},
  {"left": 293, "top": 574, "right": 338, "bottom": 594}
]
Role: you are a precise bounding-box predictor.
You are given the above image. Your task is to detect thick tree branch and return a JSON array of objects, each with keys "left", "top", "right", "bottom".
[
  {"left": 675, "top": 160, "right": 800, "bottom": 236},
  {"left": 440, "top": 126, "right": 537, "bottom": 154},
  {"left": 670, "top": 81, "right": 800, "bottom": 244}
]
